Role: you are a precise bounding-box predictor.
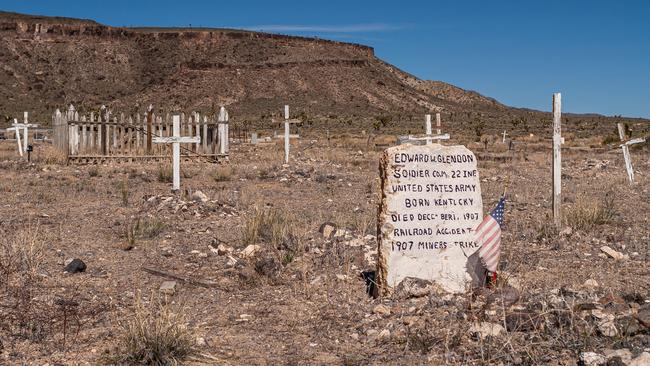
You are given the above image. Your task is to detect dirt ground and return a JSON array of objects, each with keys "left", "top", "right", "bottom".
[{"left": 0, "top": 134, "right": 648, "bottom": 365}]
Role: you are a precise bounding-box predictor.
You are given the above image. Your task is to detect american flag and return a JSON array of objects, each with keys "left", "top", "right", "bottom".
[{"left": 474, "top": 196, "right": 506, "bottom": 272}]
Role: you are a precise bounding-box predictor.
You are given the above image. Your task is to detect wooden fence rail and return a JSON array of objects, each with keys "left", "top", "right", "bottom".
[{"left": 52, "top": 105, "right": 236, "bottom": 163}]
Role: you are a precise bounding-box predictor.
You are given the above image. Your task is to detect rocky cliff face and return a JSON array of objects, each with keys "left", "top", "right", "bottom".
[{"left": 0, "top": 11, "right": 507, "bottom": 124}]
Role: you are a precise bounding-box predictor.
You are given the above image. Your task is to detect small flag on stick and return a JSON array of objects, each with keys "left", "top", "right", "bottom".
[{"left": 474, "top": 196, "right": 506, "bottom": 282}]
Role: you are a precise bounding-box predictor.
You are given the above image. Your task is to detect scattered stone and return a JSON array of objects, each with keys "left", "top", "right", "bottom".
[
  {"left": 241, "top": 244, "right": 261, "bottom": 258},
  {"left": 559, "top": 227, "right": 573, "bottom": 237},
  {"left": 254, "top": 254, "right": 281, "bottom": 278},
  {"left": 335, "top": 274, "right": 347, "bottom": 281},
  {"left": 393, "top": 277, "right": 435, "bottom": 300},
  {"left": 629, "top": 352, "right": 650, "bottom": 366},
  {"left": 603, "top": 349, "right": 632, "bottom": 365},
  {"left": 600, "top": 246, "right": 629, "bottom": 260},
  {"left": 159, "top": 281, "right": 177, "bottom": 295},
  {"left": 191, "top": 190, "right": 209, "bottom": 203},
  {"left": 366, "top": 329, "right": 378, "bottom": 337},
  {"left": 216, "top": 244, "right": 232, "bottom": 255},
  {"left": 195, "top": 337, "right": 206, "bottom": 347},
  {"left": 583, "top": 279, "right": 599, "bottom": 289},
  {"left": 487, "top": 285, "right": 520, "bottom": 307},
  {"left": 226, "top": 255, "right": 238, "bottom": 267},
  {"left": 378, "top": 329, "right": 390, "bottom": 339},
  {"left": 373, "top": 304, "right": 391, "bottom": 316},
  {"left": 469, "top": 322, "right": 505, "bottom": 340},
  {"left": 597, "top": 319, "right": 618, "bottom": 337},
  {"left": 350, "top": 333, "right": 359, "bottom": 341},
  {"left": 579, "top": 352, "right": 605, "bottom": 366},
  {"left": 318, "top": 222, "right": 337, "bottom": 239},
  {"left": 64, "top": 258, "right": 86, "bottom": 273}
]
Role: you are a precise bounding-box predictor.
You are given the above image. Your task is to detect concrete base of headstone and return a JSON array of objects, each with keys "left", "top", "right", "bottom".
[{"left": 377, "top": 144, "right": 483, "bottom": 296}]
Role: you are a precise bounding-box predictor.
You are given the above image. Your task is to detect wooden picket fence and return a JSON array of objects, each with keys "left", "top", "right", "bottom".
[{"left": 52, "top": 105, "right": 239, "bottom": 163}]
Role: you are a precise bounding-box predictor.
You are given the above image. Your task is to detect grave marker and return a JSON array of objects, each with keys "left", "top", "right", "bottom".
[
  {"left": 377, "top": 143, "right": 483, "bottom": 295},
  {"left": 617, "top": 123, "right": 646, "bottom": 184},
  {"left": 153, "top": 114, "right": 200, "bottom": 192},
  {"left": 282, "top": 105, "right": 301, "bottom": 164},
  {"left": 218, "top": 107, "right": 229, "bottom": 155},
  {"left": 8, "top": 114, "right": 38, "bottom": 157},
  {"left": 552, "top": 93, "right": 562, "bottom": 228}
]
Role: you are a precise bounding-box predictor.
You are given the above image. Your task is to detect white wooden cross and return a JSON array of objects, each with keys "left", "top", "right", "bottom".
[
  {"left": 402, "top": 113, "right": 449, "bottom": 145},
  {"left": 153, "top": 114, "right": 200, "bottom": 191},
  {"left": 218, "top": 106, "right": 229, "bottom": 155},
  {"left": 283, "top": 105, "right": 301, "bottom": 164},
  {"left": 7, "top": 112, "right": 38, "bottom": 157},
  {"left": 617, "top": 122, "right": 646, "bottom": 184},
  {"left": 502, "top": 130, "right": 508, "bottom": 143}
]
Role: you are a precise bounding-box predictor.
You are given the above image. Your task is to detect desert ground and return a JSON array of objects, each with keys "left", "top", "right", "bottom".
[{"left": 0, "top": 132, "right": 649, "bottom": 365}]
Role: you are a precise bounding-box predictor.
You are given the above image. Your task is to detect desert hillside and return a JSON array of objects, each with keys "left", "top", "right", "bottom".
[{"left": 0, "top": 11, "right": 648, "bottom": 140}]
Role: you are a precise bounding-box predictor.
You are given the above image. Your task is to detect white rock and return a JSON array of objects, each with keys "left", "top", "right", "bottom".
[
  {"left": 226, "top": 255, "right": 238, "bottom": 267},
  {"left": 160, "top": 281, "right": 177, "bottom": 295},
  {"left": 583, "top": 279, "right": 599, "bottom": 289},
  {"left": 373, "top": 304, "right": 391, "bottom": 316},
  {"left": 600, "top": 246, "right": 629, "bottom": 260},
  {"left": 469, "top": 322, "right": 505, "bottom": 339},
  {"left": 378, "top": 329, "right": 390, "bottom": 339},
  {"left": 191, "top": 190, "right": 209, "bottom": 203},
  {"left": 597, "top": 319, "right": 618, "bottom": 337},
  {"left": 196, "top": 337, "right": 206, "bottom": 346},
  {"left": 630, "top": 352, "right": 650, "bottom": 366},
  {"left": 241, "top": 244, "right": 261, "bottom": 258},
  {"left": 579, "top": 352, "right": 605, "bottom": 366}
]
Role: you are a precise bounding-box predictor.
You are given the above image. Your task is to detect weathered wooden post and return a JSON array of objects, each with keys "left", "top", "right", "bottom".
[
  {"left": 284, "top": 105, "right": 290, "bottom": 163},
  {"left": 425, "top": 114, "right": 432, "bottom": 145},
  {"left": 617, "top": 123, "right": 634, "bottom": 183},
  {"left": 145, "top": 105, "right": 153, "bottom": 155},
  {"left": 552, "top": 93, "right": 562, "bottom": 229},
  {"left": 218, "top": 107, "right": 229, "bottom": 155}
]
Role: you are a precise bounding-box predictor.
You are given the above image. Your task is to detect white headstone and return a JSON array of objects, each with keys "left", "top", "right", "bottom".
[{"left": 377, "top": 143, "right": 483, "bottom": 295}]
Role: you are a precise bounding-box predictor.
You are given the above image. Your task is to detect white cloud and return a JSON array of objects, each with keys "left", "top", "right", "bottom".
[{"left": 239, "top": 23, "right": 403, "bottom": 33}]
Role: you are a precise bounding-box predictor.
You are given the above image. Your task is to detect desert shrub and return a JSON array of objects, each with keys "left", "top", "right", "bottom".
[
  {"left": 89, "top": 166, "right": 100, "bottom": 177},
  {"left": 243, "top": 206, "right": 301, "bottom": 254},
  {"left": 212, "top": 166, "right": 234, "bottom": 182},
  {"left": 123, "top": 217, "right": 167, "bottom": 248},
  {"left": 117, "top": 179, "right": 129, "bottom": 207},
  {"left": 567, "top": 192, "right": 617, "bottom": 231},
  {"left": 157, "top": 165, "right": 173, "bottom": 183},
  {"left": 109, "top": 293, "right": 194, "bottom": 366},
  {"left": 601, "top": 135, "right": 619, "bottom": 145}
]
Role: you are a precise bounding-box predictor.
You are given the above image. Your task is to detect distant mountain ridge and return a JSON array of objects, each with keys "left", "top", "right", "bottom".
[{"left": 1, "top": 10, "right": 646, "bottom": 138}]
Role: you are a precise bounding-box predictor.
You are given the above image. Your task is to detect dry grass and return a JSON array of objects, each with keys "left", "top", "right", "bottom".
[
  {"left": 109, "top": 293, "right": 194, "bottom": 366},
  {"left": 35, "top": 145, "right": 67, "bottom": 164},
  {"left": 566, "top": 192, "right": 617, "bottom": 231},
  {"left": 243, "top": 206, "right": 303, "bottom": 264},
  {"left": 211, "top": 165, "right": 234, "bottom": 182}
]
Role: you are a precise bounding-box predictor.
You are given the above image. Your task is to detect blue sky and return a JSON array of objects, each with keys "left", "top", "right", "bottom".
[{"left": 2, "top": 0, "right": 649, "bottom": 117}]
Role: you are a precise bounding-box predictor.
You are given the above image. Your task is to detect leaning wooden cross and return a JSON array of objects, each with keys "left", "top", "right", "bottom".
[
  {"left": 7, "top": 113, "right": 38, "bottom": 157},
  {"left": 153, "top": 114, "right": 200, "bottom": 192},
  {"left": 617, "top": 123, "right": 646, "bottom": 184}
]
